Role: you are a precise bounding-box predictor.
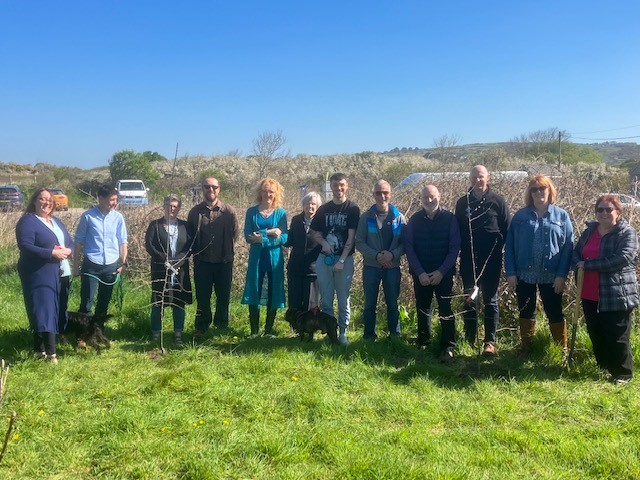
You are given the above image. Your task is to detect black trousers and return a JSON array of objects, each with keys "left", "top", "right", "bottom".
[
  {"left": 582, "top": 299, "right": 634, "bottom": 380},
  {"left": 460, "top": 254, "right": 501, "bottom": 344},
  {"left": 194, "top": 261, "right": 233, "bottom": 331},
  {"left": 412, "top": 274, "right": 455, "bottom": 349},
  {"left": 287, "top": 272, "right": 316, "bottom": 312}
]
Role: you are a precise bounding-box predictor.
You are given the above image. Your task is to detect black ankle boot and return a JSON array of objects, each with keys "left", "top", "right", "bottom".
[
  {"left": 249, "top": 306, "right": 260, "bottom": 335},
  {"left": 264, "top": 310, "right": 277, "bottom": 335}
]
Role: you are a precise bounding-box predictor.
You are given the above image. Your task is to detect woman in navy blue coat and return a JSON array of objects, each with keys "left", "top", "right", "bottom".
[{"left": 16, "top": 188, "right": 73, "bottom": 363}]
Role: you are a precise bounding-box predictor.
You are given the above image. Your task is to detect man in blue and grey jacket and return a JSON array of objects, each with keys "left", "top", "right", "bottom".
[{"left": 355, "top": 180, "right": 406, "bottom": 341}]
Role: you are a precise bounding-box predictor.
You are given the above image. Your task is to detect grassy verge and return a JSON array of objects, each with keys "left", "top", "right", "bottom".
[{"left": 0, "top": 247, "right": 639, "bottom": 479}]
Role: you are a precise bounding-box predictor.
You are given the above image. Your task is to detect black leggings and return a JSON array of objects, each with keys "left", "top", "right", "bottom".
[
  {"left": 516, "top": 281, "right": 564, "bottom": 324},
  {"left": 33, "top": 331, "right": 56, "bottom": 355}
]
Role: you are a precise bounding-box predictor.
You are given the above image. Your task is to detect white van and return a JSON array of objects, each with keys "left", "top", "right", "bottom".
[{"left": 116, "top": 179, "right": 149, "bottom": 206}]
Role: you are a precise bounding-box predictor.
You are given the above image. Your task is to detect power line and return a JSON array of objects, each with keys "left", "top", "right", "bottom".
[
  {"left": 571, "top": 135, "right": 640, "bottom": 141},
  {"left": 571, "top": 124, "right": 640, "bottom": 134}
]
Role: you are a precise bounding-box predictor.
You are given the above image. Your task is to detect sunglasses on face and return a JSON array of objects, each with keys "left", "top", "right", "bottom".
[
  {"left": 374, "top": 191, "right": 391, "bottom": 196},
  {"left": 596, "top": 207, "right": 614, "bottom": 213},
  {"left": 202, "top": 185, "right": 219, "bottom": 190},
  {"left": 530, "top": 186, "right": 547, "bottom": 193}
]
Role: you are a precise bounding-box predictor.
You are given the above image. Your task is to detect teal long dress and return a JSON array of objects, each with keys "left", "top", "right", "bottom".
[{"left": 241, "top": 206, "right": 288, "bottom": 308}]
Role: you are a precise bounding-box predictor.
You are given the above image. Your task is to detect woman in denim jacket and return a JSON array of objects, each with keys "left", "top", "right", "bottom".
[{"left": 505, "top": 175, "right": 574, "bottom": 356}]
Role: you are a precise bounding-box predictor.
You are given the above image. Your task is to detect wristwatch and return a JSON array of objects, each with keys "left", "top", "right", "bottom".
[{"left": 338, "top": 258, "right": 345, "bottom": 264}]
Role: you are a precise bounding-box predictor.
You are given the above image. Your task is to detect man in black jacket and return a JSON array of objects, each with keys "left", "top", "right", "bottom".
[
  {"left": 454, "top": 165, "right": 510, "bottom": 355},
  {"left": 406, "top": 185, "right": 460, "bottom": 361}
]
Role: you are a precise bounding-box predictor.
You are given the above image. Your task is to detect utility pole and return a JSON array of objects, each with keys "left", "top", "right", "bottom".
[{"left": 557, "top": 131, "right": 562, "bottom": 168}]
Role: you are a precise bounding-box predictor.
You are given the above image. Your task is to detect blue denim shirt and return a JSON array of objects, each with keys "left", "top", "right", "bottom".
[
  {"left": 505, "top": 204, "right": 574, "bottom": 280},
  {"left": 75, "top": 206, "right": 128, "bottom": 265}
]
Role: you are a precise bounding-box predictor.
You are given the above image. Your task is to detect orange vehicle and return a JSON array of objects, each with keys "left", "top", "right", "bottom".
[{"left": 50, "top": 188, "right": 69, "bottom": 211}]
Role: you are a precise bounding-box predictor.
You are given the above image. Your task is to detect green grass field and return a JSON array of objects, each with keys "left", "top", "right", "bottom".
[{"left": 1, "top": 246, "right": 639, "bottom": 479}]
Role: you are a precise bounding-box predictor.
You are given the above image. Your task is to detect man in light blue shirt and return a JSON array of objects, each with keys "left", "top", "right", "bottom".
[{"left": 73, "top": 184, "right": 128, "bottom": 319}]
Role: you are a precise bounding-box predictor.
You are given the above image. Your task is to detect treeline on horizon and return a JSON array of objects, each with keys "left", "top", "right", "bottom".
[{"left": 1, "top": 127, "right": 639, "bottom": 208}]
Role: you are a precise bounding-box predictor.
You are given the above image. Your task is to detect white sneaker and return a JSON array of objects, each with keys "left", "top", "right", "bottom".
[{"left": 338, "top": 333, "right": 349, "bottom": 345}]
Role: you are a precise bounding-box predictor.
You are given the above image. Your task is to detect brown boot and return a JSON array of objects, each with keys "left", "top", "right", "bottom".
[
  {"left": 519, "top": 318, "right": 536, "bottom": 357},
  {"left": 549, "top": 321, "right": 568, "bottom": 353}
]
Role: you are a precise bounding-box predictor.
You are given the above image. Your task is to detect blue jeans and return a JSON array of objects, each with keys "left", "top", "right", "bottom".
[
  {"left": 150, "top": 305, "right": 186, "bottom": 333},
  {"left": 315, "top": 254, "right": 354, "bottom": 334},
  {"left": 362, "top": 265, "right": 401, "bottom": 339},
  {"left": 80, "top": 259, "right": 120, "bottom": 317}
]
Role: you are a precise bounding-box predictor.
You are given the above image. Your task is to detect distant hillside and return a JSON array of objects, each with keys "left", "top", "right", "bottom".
[
  {"left": 384, "top": 141, "right": 640, "bottom": 166},
  {"left": 586, "top": 142, "right": 640, "bottom": 164},
  {"left": 383, "top": 143, "right": 503, "bottom": 160},
  {"left": 1, "top": 141, "right": 638, "bottom": 196}
]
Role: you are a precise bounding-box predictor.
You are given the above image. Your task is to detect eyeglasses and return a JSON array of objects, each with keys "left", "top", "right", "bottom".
[
  {"left": 596, "top": 207, "right": 614, "bottom": 213},
  {"left": 530, "top": 186, "right": 547, "bottom": 193},
  {"left": 202, "top": 185, "right": 219, "bottom": 190},
  {"left": 374, "top": 191, "right": 391, "bottom": 196}
]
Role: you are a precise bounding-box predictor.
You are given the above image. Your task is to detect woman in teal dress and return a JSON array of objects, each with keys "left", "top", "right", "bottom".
[{"left": 242, "top": 178, "right": 288, "bottom": 337}]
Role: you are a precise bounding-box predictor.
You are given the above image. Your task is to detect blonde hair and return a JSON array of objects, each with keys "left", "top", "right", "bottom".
[{"left": 254, "top": 178, "right": 284, "bottom": 207}]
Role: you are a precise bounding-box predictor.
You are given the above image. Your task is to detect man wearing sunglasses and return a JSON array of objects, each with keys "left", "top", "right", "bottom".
[
  {"left": 355, "top": 180, "right": 406, "bottom": 341},
  {"left": 187, "top": 177, "right": 239, "bottom": 336}
]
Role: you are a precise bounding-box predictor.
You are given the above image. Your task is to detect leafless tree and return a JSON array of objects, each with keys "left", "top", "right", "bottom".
[
  {"left": 508, "top": 133, "right": 530, "bottom": 159},
  {"left": 509, "top": 127, "right": 569, "bottom": 163},
  {"left": 432, "top": 134, "right": 461, "bottom": 163},
  {"left": 252, "top": 130, "right": 289, "bottom": 179}
]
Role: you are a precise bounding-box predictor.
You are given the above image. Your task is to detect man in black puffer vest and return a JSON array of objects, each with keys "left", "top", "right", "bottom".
[
  {"left": 405, "top": 185, "right": 461, "bottom": 362},
  {"left": 454, "top": 165, "right": 511, "bottom": 356}
]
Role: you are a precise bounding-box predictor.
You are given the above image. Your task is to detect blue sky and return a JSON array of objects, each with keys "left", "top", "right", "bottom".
[{"left": 1, "top": 1, "right": 639, "bottom": 168}]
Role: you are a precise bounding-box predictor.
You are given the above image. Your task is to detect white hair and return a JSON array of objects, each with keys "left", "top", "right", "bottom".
[{"left": 301, "top": 191, "right": 322, "bottom": 207}]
